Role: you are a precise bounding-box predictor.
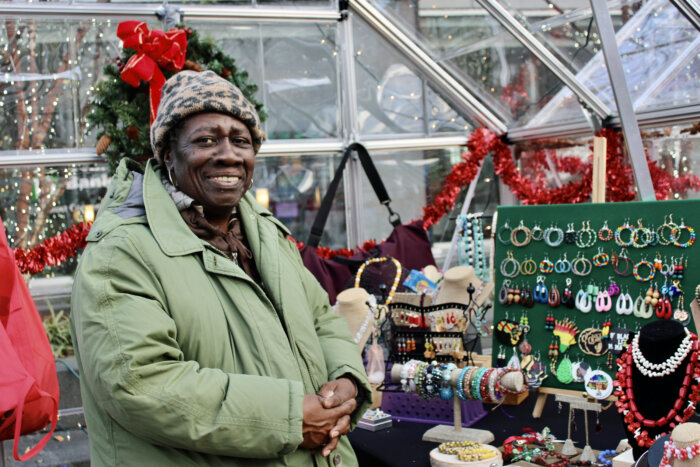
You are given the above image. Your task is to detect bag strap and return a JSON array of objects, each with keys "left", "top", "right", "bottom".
[
  {"left": 12, "top": 386, "right": 58, "bottom": 462},
  {"left": 306, "top": 142, "right": 401, "bottom": 247}
]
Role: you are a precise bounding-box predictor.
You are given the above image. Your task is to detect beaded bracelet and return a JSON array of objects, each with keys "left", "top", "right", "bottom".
[
  {"left": 456, "top": 366, "right": 472, "bottom": 400},
  {"left": 438, "top": 440, "right": 480, "bottom": 455},
  {"left": 633, "top": 260, "right": 655, "bottom": 282},
  {"left": 471, "top": 367, "right": 488, "bottom": 400},
  {"left": 487, "top": 367, "right": 504, "bottom": 403},
  {"left": 479, "top": 368, "right": 495, "bottom": 401},
  {"left": 597, "top": 449, "right": 616, "bottom": 466},
  {"left": 457, "top": 447, "right": 497, "bottom": 462}
]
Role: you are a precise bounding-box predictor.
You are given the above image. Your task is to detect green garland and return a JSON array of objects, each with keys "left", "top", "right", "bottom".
[{"left": 87, "top": 26, "right": 267, "bottom": 174}]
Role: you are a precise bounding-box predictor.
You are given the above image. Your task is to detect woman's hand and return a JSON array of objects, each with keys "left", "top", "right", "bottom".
[{"left": 300, "top": 394, "right": 355, "bottom": 452}]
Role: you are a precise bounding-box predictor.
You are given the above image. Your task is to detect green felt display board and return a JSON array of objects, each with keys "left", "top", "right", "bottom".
[{"left": 491, "top": 199, "right": 699, "bottom": 391}]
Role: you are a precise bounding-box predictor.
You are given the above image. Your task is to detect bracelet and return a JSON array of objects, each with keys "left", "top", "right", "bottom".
[
  {"left": 438, "top": 440, "right": 480, "bottom": 455},
  {"left": 471, "top": 367, "right": 488, "bottom": 400},
  {"left": 456, "top": 366, "right": 472, "bottom": 400},
  {"left": 457, "top": 447, "right": 497, "bottom": 462},
  {"left": 597, "top": 449, "right": 616, "bottom": 466}
]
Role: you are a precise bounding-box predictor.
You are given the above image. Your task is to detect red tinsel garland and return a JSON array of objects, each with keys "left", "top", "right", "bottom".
[
  {"left": 421, "top": 127, "right": 700, "bottom": 229},
  {"left": 14, "top": 222, "right": 91, "bottom": 275}
]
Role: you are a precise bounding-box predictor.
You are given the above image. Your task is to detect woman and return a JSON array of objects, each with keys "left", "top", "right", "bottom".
[{"left": 70, "top": 71, "right": 371, "bottom": 466}]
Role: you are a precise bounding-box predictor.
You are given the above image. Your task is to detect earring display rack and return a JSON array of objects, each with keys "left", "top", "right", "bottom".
[{"left": 492, "top": 198, "right": 699, "bottom": 391}]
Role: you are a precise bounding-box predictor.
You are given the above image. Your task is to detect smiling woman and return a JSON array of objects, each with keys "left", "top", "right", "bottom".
[{"left": 70, "top": 69, "right": 372, "bottom": 467}]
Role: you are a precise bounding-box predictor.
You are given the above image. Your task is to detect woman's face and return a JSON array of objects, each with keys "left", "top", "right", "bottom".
[{"left": 164, "top": 112, "right": 255, "bottom": 221}]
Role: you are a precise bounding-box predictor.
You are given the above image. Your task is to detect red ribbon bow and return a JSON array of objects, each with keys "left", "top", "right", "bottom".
[{"left": 117, "top": 21, "right": 188, "bottom": 124}]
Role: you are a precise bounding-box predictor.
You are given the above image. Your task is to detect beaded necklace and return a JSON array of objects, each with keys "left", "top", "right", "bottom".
[
  {"left": 661, "top": 438, "right": 700, "bottom": 466},
  {"left": 354, "top": 257, "right": 402, "bottom": 305},
  {"left": 631, "top": 331, "right": 694, "bottom": 377},
  {"left": 614, "top": 332, "right": 700, "bottom": 448}
]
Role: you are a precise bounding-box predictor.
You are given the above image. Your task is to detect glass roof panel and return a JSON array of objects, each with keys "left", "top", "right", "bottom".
[
  {"left": 372, "top": 0, "right": 571, "bottom": 125},
  {"left": 526, "top": 0, "right": 699, "bottom": 128},
  {"left": 353, "top": 15, "right": 478, "bottom": 136}
]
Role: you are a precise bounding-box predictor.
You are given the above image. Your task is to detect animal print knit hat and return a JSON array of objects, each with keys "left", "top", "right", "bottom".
[{"left": 150, "top": 70, "right": 265, "bottom": 160}]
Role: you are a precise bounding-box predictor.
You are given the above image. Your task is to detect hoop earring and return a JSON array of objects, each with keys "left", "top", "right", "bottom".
[
  {"left": 167, "top": 167, "right": 177, "bottom": 187},
  {"left": 248, "top": 177, "right": 254, "bottom": 189}
]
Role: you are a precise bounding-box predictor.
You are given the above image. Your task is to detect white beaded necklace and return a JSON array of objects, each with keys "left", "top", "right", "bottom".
[
  {"left": 353, "top": 308, "right": 374, "bottom": 344},
  {"left": 631, "top": 330, "right": 693, "bottom": 377}
]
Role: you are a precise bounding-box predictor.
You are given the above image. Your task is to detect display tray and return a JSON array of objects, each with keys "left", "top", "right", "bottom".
[{"left": 380, "top": 392, "right": 486, "bottom": 427}]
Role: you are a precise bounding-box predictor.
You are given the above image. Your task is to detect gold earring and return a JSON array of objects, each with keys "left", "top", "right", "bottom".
[{"left": 167, "top": 167, "right": 177, "bottom": 187}]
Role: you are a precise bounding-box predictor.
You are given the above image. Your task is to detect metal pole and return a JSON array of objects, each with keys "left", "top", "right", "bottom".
[
  {"left": 339, "top": 11, "right": 363, "bottom": 249},
  {"left": 590, "top": 0, "right": 656, "bottom": 201}
]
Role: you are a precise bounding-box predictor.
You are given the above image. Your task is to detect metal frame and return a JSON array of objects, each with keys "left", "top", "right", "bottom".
[
  {"left": 0, "top": 4, "right": 341, "bottom": 22},
  {"left": 473, "top": 0, "right": 612, "bottom": 121},
  {"left": 507, "top": 104, "right": 700, "bottom": 141},
  {"left": 590, "top": 0, "right": 655, "bottom": 201},
  {"left": 349, "top": 0, "right": 508, "bottom": 133},
  {"left": 669, "top": 0, "right": 700, "bottom": 31}
]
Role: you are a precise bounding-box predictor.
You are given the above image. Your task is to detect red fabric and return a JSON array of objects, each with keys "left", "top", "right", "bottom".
[
  {"left": 117, "top": 21, "right": 188, "bottom": 124},
  {"left": 299, "top": 221, "right": 436, "bottom": 304},
  {"left": 0, "top": 222, "right": 59, "bottom": 461}
]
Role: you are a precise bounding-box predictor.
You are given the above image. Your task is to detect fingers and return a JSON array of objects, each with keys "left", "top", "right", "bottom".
[
  {"left": 330, "top": 414, "right": 351, "bottom": 438},
  {"left": 322, "top": 436, "right": 339, "bottom": 457}
]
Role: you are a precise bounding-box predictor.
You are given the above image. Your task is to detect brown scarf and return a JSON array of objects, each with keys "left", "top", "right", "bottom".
[{"left": 179, "top": 206, "right": 261, "bottom": 283}]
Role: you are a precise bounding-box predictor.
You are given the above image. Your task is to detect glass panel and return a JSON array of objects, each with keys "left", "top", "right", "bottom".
[
  {"left": 254, "top": 153, "right": 346, "bottom": 247},
  {"left": 358, "top": 147, "right": 498, "bottom": 245},
  {"left": 353, "top": 16, "right": 426, "bottom": 136},
  {"left": 641, "top": 124, "right": 700, "bottom": 199},
  {"left": 261, "top": 22, "right": 340, "bottom": 139},
  {"left": 527, "top": 0, "right": 699, "bottom": 127},
  {"left": 636, "top": 41, "right": 700, "bottom": 112},
  {"left": 0, "top": 164, "right": 109, "bottom": 277},
  {"left": 0, "top": 19, "right": 82, "bottom": 150},
  {"left": 426, "top": 84, "right": 475, "bottom": 134}
]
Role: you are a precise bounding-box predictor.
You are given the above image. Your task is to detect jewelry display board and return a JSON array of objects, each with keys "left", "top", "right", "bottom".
[{"left": 491, "top": 199, "right": 698, "bottom": 391}]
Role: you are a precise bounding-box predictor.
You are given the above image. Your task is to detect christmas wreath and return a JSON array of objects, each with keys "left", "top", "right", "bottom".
[{"left": 87, "top": 21, "right": 267, "bottom": 174}]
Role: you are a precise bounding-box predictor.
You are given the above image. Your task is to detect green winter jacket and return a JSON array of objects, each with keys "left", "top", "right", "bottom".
[{"left": 70, "top": 158, "right": 372, "bottom": 466}]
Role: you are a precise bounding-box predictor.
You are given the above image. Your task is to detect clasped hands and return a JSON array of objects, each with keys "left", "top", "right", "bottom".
[{"left": 301, "top": 377, "right": 358, "bottom": 457}]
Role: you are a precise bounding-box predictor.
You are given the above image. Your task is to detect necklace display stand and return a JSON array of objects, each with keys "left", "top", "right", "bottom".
[{"left": 555, "top": 393, "right": 601, "bottom": 462}]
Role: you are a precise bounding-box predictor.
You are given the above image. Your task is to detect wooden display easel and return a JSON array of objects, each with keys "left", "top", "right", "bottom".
[{"left": 531, "top": 137, "right": 610, "bottom": 416}]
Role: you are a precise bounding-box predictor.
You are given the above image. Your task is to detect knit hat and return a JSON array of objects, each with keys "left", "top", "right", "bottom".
[{"left": 150, "top": 70, "right": 264, "bottom": 160}]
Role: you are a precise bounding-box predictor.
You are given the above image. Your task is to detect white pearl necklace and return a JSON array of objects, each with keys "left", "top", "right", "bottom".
[
  {"left": 631, "top": 331, "right": 693, "bottom": 377},
  {"left": 353, "top": 309, "right": 374, "bottom": 344}
]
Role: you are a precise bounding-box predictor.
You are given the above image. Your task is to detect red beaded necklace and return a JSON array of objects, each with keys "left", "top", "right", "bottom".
[{"left": 614, "top": 333, "right": 700, "bottom": 448}]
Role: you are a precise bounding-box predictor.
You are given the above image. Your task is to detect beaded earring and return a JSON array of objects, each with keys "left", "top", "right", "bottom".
[
  {"left": 500, "top": 251, "right": 520, "bottom": 278},
  {"left": 575, "top": 220, "right": 596, "bottom": 248},
  {"left": 671, "top": 218, "right": 696, "bottom": 248},
  {"left": 519, "top": 256, "right": 537, "bottom": 276},
  {"left": 657, "top": 214, "right": 678, "bottom": 245},
  {"left": 531, "top": 224, "right": 544, "bottom": 241},
  {"left": 539, "top": 255, "right": 554, "bottom": 274},
  {"left": 631, "top": 218, "right": 651, "bottom": 248},
  {"left": 561, "top": 278, "right": 575, "bottom": 309},
  {"left": 598, "top": 221, "right": 613, "bottom": 242},
  {"left": 592, "top": 247, "right": 610, "bottom": 267},
  {"left": 544, "top": 224, "right": 564, "bottom": 247},
  {"left": 571, "top": 253, "right": 592, "bottom": 276},
  {"left": 534, "top": 276, "right": 549, "bottom": 304},
  {"left": 554, "top": 253, "right": 572, "bottom": 274},
  {"left": 497, "top": 220, "right": 513, "bottom": 245},
  {"left": 614, "top": 219, "right": 635, "bottom": 247},
  {"left": 545, "top": 312, "right": 555, "bottom": 331},
  {"left": 611, "top": 248, "right": 633, "bottom": 277},
  {"left": 633, "top": 259, "right": 655, "bottom": 282},
  {"left": 510, "top": 220, "right": 532, "bottom": 247},
  {"left": 564, "top": 223, "right": 577, "bottom": 244}
]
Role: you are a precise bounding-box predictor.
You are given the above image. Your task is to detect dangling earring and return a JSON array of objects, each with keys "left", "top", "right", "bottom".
[
  {"left": 248, "top": 177, "right": 254, "bottom": 189},
  {"left": 167, "top": 167, "right": 177, "bottom": 187}
]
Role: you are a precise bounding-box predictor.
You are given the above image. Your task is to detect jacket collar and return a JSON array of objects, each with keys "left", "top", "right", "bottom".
[{"left": 143, "top": 159, "right": 290, "bottom": 257}]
